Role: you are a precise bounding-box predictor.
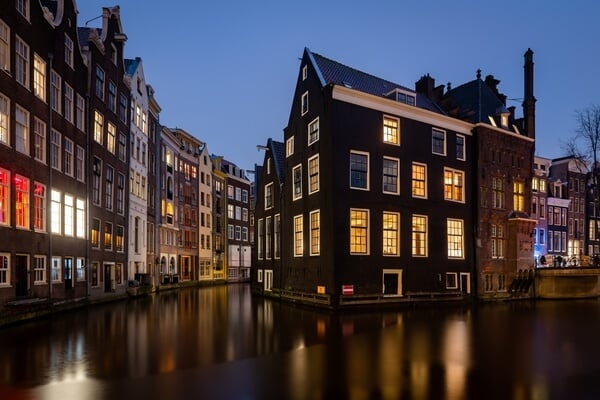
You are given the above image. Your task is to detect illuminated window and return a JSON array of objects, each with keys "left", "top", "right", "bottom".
[
  {"left": 15, "top": 175, "right": 29, "bottom": 229},
  {"left": 293, "top": 164, "right": 302, "bottom": 200},
  {"left": 432, "top": 128, "right": 446, "bottom": 155},
  {"left": 444, "top": 168, "right": 464, "bottom": 202},
  {"left": 93, "top": 110, "right": 103, "bottom": 144},
  {"left": 383, "top": 157, "right": 399, "bottom": 195},
  {"left": 383, "top": 116, "right": 399, "bottom": 145},
  {"left": 350, "top": 151, "right": 369, "bottom": 190},
  {"left": 116, "top": 225, "right": 124, "bottom": 252},
  {"left": 539, "top": 179, "right": 546, "bottom": 193},
  {"left": 491, "top": 224, "right": 505, "bottom": 258},
  {"left": 308, "top": 155, "right": 319, "bottom": 194},
  {"left": 492, "top": 177, "right": 504, "bottom": 209},
  {"left": 0, "top": 92, "right": 8, "bottom": 145},
  {"left": 350, "top": 209, "right": 369, "bottom": 254},
  {"left": 76, "top": 198, "right": 85, "bottom": 238},
  {"left": 0, "top": 169, "right": 8, "bottom": 225},
  {"left": 0, "top": 19, "right": 9, "bottom": 71},
  {"left": 513, "top": 181, "right": 525, "bottom": 212},
  {"left": 34, "top": 117, "right": 46, "bottom": 163},
  {"left": 412, "top": 214, "right": 428, "bottom": 257},
  {"left": 286, "top": 136, "right": 294, "bottom": 157},
  {"left": 50, "top": 189, "right": 61, "bottom": 234},
  {"left": 76, "top": 258, "right": 85, "bottom": 281},
  {"left": 0, "top": 253, "right": 9, "bottom": 285},
  {"left": 412, "top": 162, "right": 427, "bottom": 198},
  {"left": 447, "top": 219, "right": 464, "bottom": 259},
  {"left": 294, "top": 214, "right": 303, "bottom": 257},
  {"left": 308, "top": 117, "right": 319, "bottom": 145},
  {"left": 34, "top": 182, "right": 45, "bottom": 231},
  {"left": 63, "top": 194, "right": 74, "bottom": 236},
  {"left": 15, "top": 36, "right": 29, "bottom": 88},
  {"left": 104, "top": 222, "right": 113, "bottom": 250},
  {"left": 383, "top": 211, "right": 399, "bottom": 256},
  {"left": 15, "top": 104, "right": 29, "bottom": 155},
  {"left": 107, "top": 123, "right": 116, "bottom": 154},
  {"left": 91, "top": 218, "right": 100, "bottom": 248},
  {"left": 310, "top": 210, "right": 320, "bottom": 256},
  {"left": 33, "top": 54, "right": 46, "bottom": 101}
]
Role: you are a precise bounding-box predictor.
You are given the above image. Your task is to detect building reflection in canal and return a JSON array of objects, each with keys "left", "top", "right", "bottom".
[{"left": 1, "top": 284, "right": 600, "bottom": 399}]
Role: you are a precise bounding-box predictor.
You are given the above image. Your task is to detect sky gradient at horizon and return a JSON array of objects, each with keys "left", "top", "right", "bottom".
[{"left": 75, "top": 1, "right": 600, "bottom": 170}]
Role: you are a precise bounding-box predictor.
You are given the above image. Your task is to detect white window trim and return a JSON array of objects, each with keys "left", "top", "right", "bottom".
[
  {"left": 292, "top": 164, "right": 302, "bottom": 201},
  {"left": 456, "top": 134, "right": 466, "bottom": 161},
  {"left": 286, "top": 136, "right": 294, "bottom": 157},
  {"left": 301, "top": 91, "right": 308, "bottom": 116},
  {"left": 432, "top": 127, "right": 447, "bottom": 156},
  {"left": 382, "top": 156, "right": 400, "bottom": 195},
  {"left": 446, "top": 272, "right": 459, "bottom": 289},
  {"left": 349, "top": 150, "right": 370, "bottom": 191},
  {"left": 411, "top": 214, "right": 428, "bottom": 258},
  {"left": 308, "top": 154, "right": 319, "bottom": 195},
  {"left": 350, "top": 208, "right": 370, "bottom": 255},
  {"left": 294, "top": 214, "right": 303, "bottom": 257},
  {"left": 444, "top": 167, "right": 465, "bottom": 204},
  {"left": 308, "top": 117, "right": 319, "bottom": 146},
  {"left": 309, "top": 209, "right": 320, "bottom": 256},
  {"left": 447, "top": 218, "right": 465, "bottom": 259},
  {"left": 383, "top": 211, "right": 400, "bottom": 257},
  {"left": 412, "top": 162, "right": 428, "bottom": 199},
  {"left": 383, "top": 115, "right": 400, "bottom": 145}
]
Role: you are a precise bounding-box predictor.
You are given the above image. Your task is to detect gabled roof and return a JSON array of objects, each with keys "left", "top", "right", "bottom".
[
  {"left": 306, "top": 48, "right": 443, "bottom": 113},
  {"left": 269, "top": 138, "right": 285, "bottom": 184},
  {"left": 442, "top": 78, "right": 508, "bottom": 124}
]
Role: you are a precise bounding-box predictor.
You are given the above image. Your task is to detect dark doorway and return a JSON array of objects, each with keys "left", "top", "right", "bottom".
[
  {"left": 383, "top": 272, "right": 399, "bottom": 295},
  {"left": 15, "top": 255, "right": 28, "bottom": 297},
  {"left": 63, "top": 258, "right": 73, "bottom": 291},
  {"left": 104, "top": 264, "right": 112, "bottom": 293}
]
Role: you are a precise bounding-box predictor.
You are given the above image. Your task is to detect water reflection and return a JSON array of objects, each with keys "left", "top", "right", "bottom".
[{"left": 1, "top": 285, "right": 600, "bottom": 399}]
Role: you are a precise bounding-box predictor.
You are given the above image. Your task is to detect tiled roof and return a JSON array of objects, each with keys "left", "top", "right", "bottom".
[
  {"left": 269, "top": 139, "right": 285, "bottom": 184},
  {"left": 125, "top": 58, "right": 140, "bottom": 76},
  {"left": 307, "top": 48, "right": 444, "bottom": 113}
]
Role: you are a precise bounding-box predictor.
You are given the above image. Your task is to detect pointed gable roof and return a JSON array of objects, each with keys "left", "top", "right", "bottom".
[
  {"left": 443, "top": 77, "right": 509, "bottom": 124},
  {"left": 305, "top": 47, "right": 444, "bottom": 113},
  {"left": 269, "top": 138, "right": 285, "bottom": 184}
]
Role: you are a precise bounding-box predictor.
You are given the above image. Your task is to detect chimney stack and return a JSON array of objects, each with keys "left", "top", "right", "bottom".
[{"left": 523, "top": 48, "right": 536, "bottom": 139}]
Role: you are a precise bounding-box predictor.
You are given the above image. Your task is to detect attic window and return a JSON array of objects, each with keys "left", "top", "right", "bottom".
[
  {"left": 386, "top": 89, "right": 415, "bottom": 106},
  {"left": 302, "top": 65, "right": 307, "bottom": 81}
]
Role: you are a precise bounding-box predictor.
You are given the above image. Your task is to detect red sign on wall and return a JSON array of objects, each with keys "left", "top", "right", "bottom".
[{"left": 342, "top": 285, "right": 354, "bottom": 295}]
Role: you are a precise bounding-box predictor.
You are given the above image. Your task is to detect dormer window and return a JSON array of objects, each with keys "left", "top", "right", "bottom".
[
  {"left": 385, "top": 89, "right": 415, "bottom": 106},
  {"left": 500, "top": 113, "right": 509, "bottom": 128}
]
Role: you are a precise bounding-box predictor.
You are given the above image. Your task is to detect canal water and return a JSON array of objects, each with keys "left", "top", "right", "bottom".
[{"left": 1, "top": 284, "right": 600, "bottom": 400}]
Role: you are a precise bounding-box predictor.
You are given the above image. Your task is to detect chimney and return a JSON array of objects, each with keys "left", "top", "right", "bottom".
[
  {"left": 523, "top": 48, "right": 536, "bottom": 139},
  {"left": 415, "top": 74, "right": 435, "bottom": 99}
]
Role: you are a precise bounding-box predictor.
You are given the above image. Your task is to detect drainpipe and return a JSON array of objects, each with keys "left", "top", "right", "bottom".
[{"left": 48, "top": 53, "right": 53, "bottom": 301}]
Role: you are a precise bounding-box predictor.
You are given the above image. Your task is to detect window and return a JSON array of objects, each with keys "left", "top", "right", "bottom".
[
  {"left": 286, "top": 136, "right": 294, "bottom": 157},
  {"left": 116, "top": 225, "right": 124, "bottom": 252},
  {"left": 15, "top": 104, "right": 29, "bottom": 155},
  {"left": 383, "top": 157, "right": 399, "bottom": 195},
  {"left": 293, "top": 164, "right": 302, "bottom": 200},
  {"left": 105, "top": 166, "right": 113, "bottom": 210},
  {"left": 76, "top": 198, "right": 85, "bottom": 238},
  {"left": 265, "top": 216, "right": 272, "bottom": 259},
  {"left": 447, "top": 219, "right": 464, "bottom": 258},
  {"left": 301, "top": 91, "right": 308, "bottom": 115},
  {"left": 64, "top": 83, "right": 73, "bottom": 123},
  {"left": 540, "top": 197, "right": 546, "bottom": 218},
  {"left": 76, "top": 94, "right": 85, "bottom": 131},
  {"left": 33, "top": 54, "right": 46, "bottom": 101},
  {"left": 50, "top": 129, "right": 61, "bottom": 171},
  {"left": 302, "top": 65, "right": 307, "bottom": 80},
  {"left": 227, "top": 224, "right": 234, "bottom": 240},
  {"left": 64, "top": 138, "right": 74, "bottom": 176},
  {"left": 412, "top": 162, "right": 427, "bottom": 198},
  {"left": 76, "top": 258, "right": 85, "bottom": 281},
  {"left": 76, "top": 146, "right": 85, "bottom": 182},
  {"left": 446, "top": 273, "right": 458, "bottom": 289},
  {"left": 92, "top": 158, "right": 102, "bottom": 205},
  {"left": 64, "top": 33, "right": 73, "bottom": 68},
  {"left": 15, "top": 36, "right": 29, "bottom": 88},
  {"left": 108, "top": 81, "right": 116, "bottom": 113},
  {"left": 310, "top": 210, "right": 320, "bottom": 256},
  {"left": 95, "top": 66, "right": 104, "bottom": 100},
  {"left": 104, "top": 222, "right": 113, "bottom": 250},
  {"left": 0, "top": 253, "right": 9, "bottom": 286},
  {"left": 513, "top": 181, "right": 525, "bottom": 212},
  {"left": 264, "top": 183, "right": 273, "bottom": 210},
  {"left": 63, "top": 194, "right": 74, "bottom": 236},
  {"left": 257, "top": 219, "right": 264, "bottom": 260},
  {"left": 350, "top": 209, "right": 369, "bottom": 254},
  {"left": 308, "top": 155, "right": 319, "bottom": 194},
  {"left": 539, "top": 179, "right": 546, "bottom": 193},
  {"left": 107, "top": 123, "right": 116, "bottom": 154},
  {"left": 492, "top": 177, "right": 504, "bottom": 209},
  {"left": 34, "top": 118, "right": 46, "bottom": 163},
  {"left": 34, "top": 255, "right": 45, "bottom": 284},
  {"left": 0, "top": 93, "right": 8, "bottom": 145},
  {"left": 350, "top": 151, "right": 369, "bottom": 190},
  {"left": 0, "top": 169, "right": 8, "bottom": 225},
  {"left": 242, "top": 190, "right": 248, "bottom": 203},
  {"left": 383, "top": 212, "right": 400, "bottom": 256},
  {"left": 432, "top": 128, "right": 446, "bottom": 155},
  {"left": 456, "top": 134, "right": 465, "bottom": 160},
  {"left": 308, "top": 117, "right": 319, "bottom": 145},
  {"left": 90, "top": 262, "right": 99, "bottom": 286},
  {"left": 412, "top": 215, "right": 428, "bottom": 257},
  {"left": 119, "top": 93, "right": 127, "bottom": 123},
  {"left": 34, "top": 182, "right": 45, "bottom": 231},
  {"left": 117, "top": 173, "right": 125, "bottom": 214},
  {"left": 294, "top": 215, "right": 303, "bottom": 256},
  {"left": 50, "top": 70, "right": 61, "bottom": 113},
  {"left": 50, "top": 189, "right": 61, "bottom": 234},
  {"left": 491, "top": 224, "right": 505, "bottom": 258},
  {"left": 118, "top": 133, "right": 126, "bottom": 162},
  {"left": 383, "top": 116, "right": 399, "bottom": 145},
  {"left": 0, "top": 19, "right": 9, "bottom": 71},
  {"left": 444, "top": 168, "right": 464, "bottom": 202},
  {"left": 15, "top": 175, "right": 29, "bottom": 229},
  {"left": 16, "top": 0, "right": 30, "bottom": 19},
  {"left": 227, "top": 185, "right": 234, "bottom": 199},
  {"left": 51, "top": 257, "right": 61, "bottom": 282},
  {"left": 93, "top": 111, "right": 103, "bottom": 144},
  {"left": 274, "top": 214, "right": 280, "bottom": 259}
]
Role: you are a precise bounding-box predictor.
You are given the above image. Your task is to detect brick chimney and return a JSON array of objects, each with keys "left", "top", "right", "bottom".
[{"left": 522, "top": 48, "right": 536, "bottom": 139}]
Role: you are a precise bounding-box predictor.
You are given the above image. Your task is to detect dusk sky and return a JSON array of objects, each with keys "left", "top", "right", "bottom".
[{"left": 76, "top": 1, "right": 600, "bottom": 171}]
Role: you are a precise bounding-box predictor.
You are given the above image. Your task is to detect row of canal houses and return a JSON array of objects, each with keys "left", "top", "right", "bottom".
[
  {"left": 252, "top": 47, "right": 539, "bottom": 306},
  {"left": 0, "top": 1, "right": 251, "bottom": 308}
]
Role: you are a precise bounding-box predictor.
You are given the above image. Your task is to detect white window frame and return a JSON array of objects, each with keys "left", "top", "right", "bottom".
[
  {"left": 444, "top": 167, "right": 465, "bottom": 203},
  {"left": 15, "top": 104, "right": 29, "bottom": 155},
  {"left": 383, "top": 156, "right": 400, "bottom": 195},
  {"left": 447, "top": 218, "right": 464, "bottom": 259},
  {"left": 308, "top": 117, "right": 319, "bottom": 145},
  {"left": 264, "top": 182, "right": 273, "bottom": 210},
  {"left": 383, "top": 211, "right": 400, "bottom": 256},
  {"left": 15, "top": 35, "right": 29, "bottom": 88},
  {"left": 308, "top": 154, "right": 319, "bottom": 195},
  {"left": 310, "top": 209, "right": 320, "bottom": 256},
  {"left": 301, "top": 91, "right": 308, "bottom": 116},
  {"left": 0, "top": 253, "right": 10, "bottom": 286},
  {"left": 456, "top": 134, "right": 465, "bottom": 161},
  {"left": 350, "top": 150, "right": 370, "bottom": 191},
  {"left": 411, "top": 214, "right": 428, "bottom": 257},
  {"left": 286, "top": 136, "right": 294, "bottom": 157},
  {"left": 411, "top": 162, "right": 427, "bottom": 199},
  {"left": 33, "top": 53, "right": 46, "bottom": 101},
  {"left": 0, "top": 92, "right": 8, "bottom": 145},
  {"left": 350, "top": 208, "right": 369, "bottom": 255},
  {"left": 34, "top": 117, "right": 46, "bottom": 163},
  {"left": 294, "top": 214, "right": 303, "bottom": 257},
  {"left": 432, "top": 127, "right": 446, "bottom": 156},
  {"left": 292, "top": 164, "right": 302, "bottom": 200},
  {"left": 383, "top": 115, "right": 400, "bottom": 145},
  {"left": 0, "top": 19, "right": 9, "bottom": 72}
]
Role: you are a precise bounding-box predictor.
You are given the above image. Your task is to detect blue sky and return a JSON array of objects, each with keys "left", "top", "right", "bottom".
[{"left": 76, "top": 1, "right": 600, "bottom": 170}]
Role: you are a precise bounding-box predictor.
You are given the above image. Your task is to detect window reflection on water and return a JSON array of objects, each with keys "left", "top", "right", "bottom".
[{"left": 1, "top": 286, "right": 600, "bottom": 399}]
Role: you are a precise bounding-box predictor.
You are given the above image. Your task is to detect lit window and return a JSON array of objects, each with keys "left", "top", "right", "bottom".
[
  {"left": 308, "top": 117, "right": 319, "bottom": 145},
  {"left": 15, "top": 175, "right": 29, "bottom": 229},
  {"left": 33, "top": 54, "right": 46, "bottom": 101},
  {"left": 350, "top": 151, "right": 369, "bottom": 190},
  {"left": 286, "top": 136, "right": 294, "bottom": 157},
  {"left": 432, "top": 128, "right": 446, "bottom": 155},
  {"left": 350, "top": 209, "right": 369, "bottom": 254},
  {"left": 383, "top": 157, "right": 399, "bottom": 195},
  {"left": 107, "top": 123, "right": 116, "bottom": 154},
  {"left": 0, "top": 169, "right": 9, "bottom": 225},
  {"left": 308, "top": 155, "right": 319, "bottom": 194},
  {"left": 513, "top": 181, "right": 525, "bottom": 212},
  {"left": 0, "top": 92, "right": 8, "bottom": 145},
  {"left": 383, "top": 212, "right": 399, "bottom": 256},
  {"left": 63, "top": 194, "right": 74, "bottom": 236},
  {"left": 447, "top": 219, "right": 464, "bottom": 259},
  {"left": 411, "top": 162, "right": 427, "bottom": 198},
  {"left": 310, "top": 210, "right": 320, "bottom": 256},
  {"left": 34, "top": 182, "right": 45, "bottom": 231},
  {"left": 383, "top": 116, "right": 399, "bottom": 145},
  {"left": 51, "top": 256, "right": 61, "bottom": 282},
  {"left": 294, "top": 215, "right": 303, "bottom": 257},
  {"left": 412, "top": 214, "right": 428, "bottom": 257},
  {"left": 293, "top": 164, "right": 302, "bottom": 200},
  {"left": 104, "top": 222, "right": 113, "bottom": 250},
  {"left": 0, "top": 19, "right": 9, "bottom": 72},
  {"left": 94, "top": 110, "right": 103, "bottom": 144},
  {"left": 76, "top": 198, "right": 85, "bottom": 238},
  {"left": 456, "top": 134, "right": 465, "bottom": 160},
  {"left": 444, "top": 168, "right": 464, "bottom": 202},
  {"left": 50, "top": 189, "right": 61, "bottom": 234}
]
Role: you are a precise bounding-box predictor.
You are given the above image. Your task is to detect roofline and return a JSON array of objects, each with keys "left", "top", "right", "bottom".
[
  {"left": 472, "top": 122, "right": 535, "bottom": 143},
  {"left": 305, "top": 47, "right": 326, "bottom": 87}
]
